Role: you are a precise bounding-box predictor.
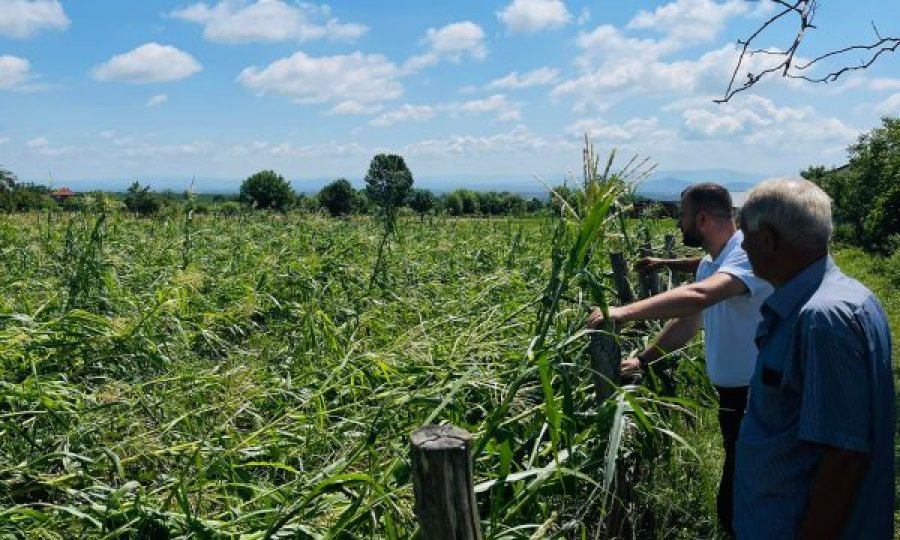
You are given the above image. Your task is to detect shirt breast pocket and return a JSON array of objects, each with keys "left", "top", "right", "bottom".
[{"left": 752, "top": 330, "right": 799, "bottom": 429}]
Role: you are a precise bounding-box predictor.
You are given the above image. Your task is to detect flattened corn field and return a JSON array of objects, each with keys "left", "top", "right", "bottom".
[{"left": 0, "top": 209, "right": 895, "bottom": 538}]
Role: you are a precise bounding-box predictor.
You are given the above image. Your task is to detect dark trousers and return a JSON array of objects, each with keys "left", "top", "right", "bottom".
[{"left": 715, "top": 385, "right": 748, "bottom": 537}]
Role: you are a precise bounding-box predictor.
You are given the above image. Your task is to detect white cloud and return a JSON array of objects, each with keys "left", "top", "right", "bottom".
[
  {"left": 876, "top": 93, "right": 900, "bottom": 114},
  {"left": 146, "top": 94, "right": 168, "bottom": 107},
  {"left": 576, "top": 7, "right": 591, "bottom": 26},
  {"left": 26, "top": 136, "right": 72, "bottom": 157},
  {"left": 0, "top": 0, "right": 69, "bottom": 38},
  {"left": 870, "top": 78, "right": 900, "bottom": 92},
  {"left": 171, "top": 0, "right": 367, "bottom": 43},
  {"left": 403, "top": 21, "right": 487, "bottom": 73},
  {"left": 626, "top": 0, "right": 760, "bottom": 52},
  {"left": 497, "top": 0, "right": 572, "bottom": 34},
  {"left": 554, "top": 39, "right": 802, "bottom": 111},
  {"left": 94, "top": 43, "right": 202, "bottom": 84},
  {"left": 679, "top": 96, "right": 858, "bottom": 149},
  {"left": 327, "top": 100, "right": 384, "bottom": 116},
  {"left": 569, "top": 117, "right": 678, "bottom": 146},
  {"left": 0, "top": 137, "right": 9, "bottom": 145},
  {"left": 237, "top": 51, "right": 403, "bottom": 105},
  {"left": 486, "top": 67, "right": 559, "bottom": 90},
  {"left": 0, "top": 55, "right": 38, "bottom": 91},
  {"left": 449, "top": 94, "right": 522, "bottom": 122},
  {"left": 370, "top": 104, "right": 435, "bottom": 127},
  {"left": 424, "top": 21, "right": 487, "bottom": 59},
  {"left": 402, "top": 125, "right": 569, "bottom": 159}
]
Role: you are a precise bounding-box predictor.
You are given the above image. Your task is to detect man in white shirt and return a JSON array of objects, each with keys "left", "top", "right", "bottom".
[{"left": 588, "top": 183, "right": 772, "bottom": 536}]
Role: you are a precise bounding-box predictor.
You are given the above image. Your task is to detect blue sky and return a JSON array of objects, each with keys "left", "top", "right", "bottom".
[{"left": 1, "top": 0, "right": 899, "bottom": 191}]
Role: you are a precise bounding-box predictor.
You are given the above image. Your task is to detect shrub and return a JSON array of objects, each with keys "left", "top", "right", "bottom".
[
  {"left": 124, "top": 182, "right": 162, "bottom": 216},
  {"left": 240, "top": 170, "right": 294, "bottom": 211},
  {"left": 318, "top": 179, "right": 354, "bottom": 217}
]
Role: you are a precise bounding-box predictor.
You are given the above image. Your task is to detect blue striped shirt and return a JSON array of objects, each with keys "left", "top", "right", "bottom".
[{"left": 734, "top": 256, "right": 895, "bottom": 539}]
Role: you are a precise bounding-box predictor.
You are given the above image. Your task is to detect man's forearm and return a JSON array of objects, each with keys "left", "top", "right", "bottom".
[
  {"left": 797, "top": 446, "right": 869, "bottom": 540},
  {"left": 639, "top": 314, "right": 701, "bottom": 364},
  {"left": 616, "top": 285, "right": 708, "bottom": 322},
  {"left": 662, "top": 257, "right": 702, "bottom": 274}
]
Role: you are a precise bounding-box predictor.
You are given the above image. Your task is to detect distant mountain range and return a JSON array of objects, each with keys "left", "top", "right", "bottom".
[{"left": 54, "top": 168, "right": 768, "bottom": 200}]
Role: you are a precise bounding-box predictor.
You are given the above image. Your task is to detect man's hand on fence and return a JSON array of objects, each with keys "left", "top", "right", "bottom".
[
  {"left": 587, "top": 306, "right": 623, "bottom": 329},
  {"left": 619, "top": 356, "right": 642, "bottom": 376},
  {"left": 635, "top": 257, "right": 664, "bottom": 273}
]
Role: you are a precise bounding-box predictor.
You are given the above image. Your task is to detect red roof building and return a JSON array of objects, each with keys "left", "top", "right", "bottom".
[{"left": 50, "top": 187, "right": 76, "bottom": 202}]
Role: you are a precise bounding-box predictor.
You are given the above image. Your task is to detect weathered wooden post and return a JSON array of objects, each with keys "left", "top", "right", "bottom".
[
  {"left": 590, "top": 322, "right": 621, "bottom": 404},
  {"left": 609, "top": 252, "right": 634, "bottom": 305},
  {"left": 663, "top": 233, "right": 681, "bottom": 288},
  {"left": 410, "top": 425, "right": 482, "bottom": 540},
  {"left": 638, "top": 242, "right": 663, "bottom": 298}
]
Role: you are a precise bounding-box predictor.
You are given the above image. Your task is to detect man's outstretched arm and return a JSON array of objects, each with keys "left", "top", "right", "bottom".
[
  {"left": 620, "top": 313, "right": 702, "bottom": 375},
  {"left": 588, "top": 272, "right": 748, "bottom": 328},
  {"left": 636, "top": 256, "right": 703, "bottom": 275}
]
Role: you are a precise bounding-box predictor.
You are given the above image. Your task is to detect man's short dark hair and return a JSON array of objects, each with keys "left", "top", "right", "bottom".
[{"left": 681, "top": 183, "right": 733, "bottom": 220}]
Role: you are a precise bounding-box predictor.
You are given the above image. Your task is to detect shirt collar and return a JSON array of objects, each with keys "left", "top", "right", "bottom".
[
  {"left": 763, "top": 255, "right": 834, "bottom": 319},
  {"left": 709, "top": 230, "right": 743, "bottom": 265}
]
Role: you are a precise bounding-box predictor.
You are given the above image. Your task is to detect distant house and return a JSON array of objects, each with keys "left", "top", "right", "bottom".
[{"left": 50, "top": 187, "right": 76, "bottom": 203}]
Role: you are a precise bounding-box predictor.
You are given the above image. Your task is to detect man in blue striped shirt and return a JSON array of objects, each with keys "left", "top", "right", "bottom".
[{"left": 734, "top": 178, "right": 895, "bottom": 539}]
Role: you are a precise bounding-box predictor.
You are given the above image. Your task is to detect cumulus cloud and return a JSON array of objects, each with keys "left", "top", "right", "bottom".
[
  {"left": 876, "top": 93, "right": 900, "bottom": 115},
  {"left": 171, "top": 0, "right": 367, "bottom": 43},
  {"left": 568, "top": 117, "right": 678, "bottom": 146},
  {"left": 26, "top": 136, "right": 72, "bottom": 157},
  {"left": 449, "top": 94, "right": 522, "bottom": 122},
  {"left": 237, "top": 51, "right": 403, "bottom": 105},
  {"left": 370, "top": 104, "right": 435, "bottom": 127},
  {"left": 327, "top": 100, "right": 384, "bottom": 116},
  {"left": 680, "top": 96, "right": 858, "bottom": 149},
  {"left": 554, "top": 38, "right": 801, "bottom": 111},
  {"left": 870, "top": 78, "right": 900, "bottom": 92},
  {"left": 497, "top": 0, "right": 572, "bottom": 34},
  {"left": 366, "top": 94, "right": 522, "bottom": 128},
  {"left": 485, "top": 67, "right": 559, "bottom": 90},
  {"left": 146, "top": 94, "right": 168, "bottom": 107},
  {"left": 0, "top": 55, "right": 39, "bottom": 91},
  {"left": 94, "top": 43, "right": 202, "bottom": 84},
  {"left": 626, "top": 0, "right": 761, "bottom": 52},
  {"left": 0, "top": 0, "right": 69, "bottom": 38},
  {"left": 402, "top": 125, "right": 568, "bottom": 159},
  {"left": 403, "top": 21, "right": 487, "bottom": 72}
]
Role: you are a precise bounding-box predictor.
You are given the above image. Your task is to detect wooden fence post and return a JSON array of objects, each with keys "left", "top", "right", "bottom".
[
  {"left": 663, "top": 234, "right": 681, "bottom": 288},
  {"left": 410, "top": 425, "right": 482, "bottom": 540},
  {"left": 638, "top": 243, "right": 662, "bottom": 298},
  {"left": 590, "top": 322, "right": 622, "bottom": 404},
  {"left": 609, "top": 252, "right": 634, "bottom": 305}
]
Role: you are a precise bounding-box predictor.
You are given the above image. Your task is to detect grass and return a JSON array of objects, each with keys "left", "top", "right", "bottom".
[
  {"left": 0, "top": 207, "right": 719, "bottom": 538},
  {"left": 2, "top": 206, "right": 894, "bottom": 538}
]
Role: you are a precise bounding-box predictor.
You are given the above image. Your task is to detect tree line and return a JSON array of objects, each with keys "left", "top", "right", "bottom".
[
  {"left": 802, "top": 116, "right": 900, "bottom": 253},
  {"left": 0, "top": 153, "right": 551, "bottom": 218}
]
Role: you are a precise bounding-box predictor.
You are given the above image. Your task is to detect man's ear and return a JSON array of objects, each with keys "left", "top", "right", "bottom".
[
  {"left": 695, "top": 209, "right": 707, "bottom": 227},
  {"left": 760, "top": 224, "right": 778, "bottom": 253}
]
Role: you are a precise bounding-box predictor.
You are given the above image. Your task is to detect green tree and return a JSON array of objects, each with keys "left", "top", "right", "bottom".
[
  {"left": 240, "top": 170, "right": 294, "bottom": 211},
  {"left": 0, "top": 166, "right": 16, "bottom": 191},
  {"left": 124, "top": 181, "right": 162, "bottom": 216},
  {"left": 364, "top": 154, "right": 414, "bottom": 219},
  {"left": 407, "top": 188, "right": 435, "bottom": 216},
  {"left": 318, "top": 178, "right": 354, "bottom": 217},
  {"left": 806, "top": 117, "right": 900, "bottom": 251}
]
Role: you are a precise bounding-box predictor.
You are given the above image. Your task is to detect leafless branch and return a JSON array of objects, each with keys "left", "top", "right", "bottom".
[{"left": 717, "top": 0, "right": 899, "bottom": 103}]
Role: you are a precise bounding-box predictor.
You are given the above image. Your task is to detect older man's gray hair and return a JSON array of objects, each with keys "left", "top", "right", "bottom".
[{"left": 739, "top": 177, "right": 833, "bottom": 249}]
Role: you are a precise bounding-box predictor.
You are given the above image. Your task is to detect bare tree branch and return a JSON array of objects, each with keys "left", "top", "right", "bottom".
[{"left": 717, "top": 0, "right": 899, "bottom": 103}]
